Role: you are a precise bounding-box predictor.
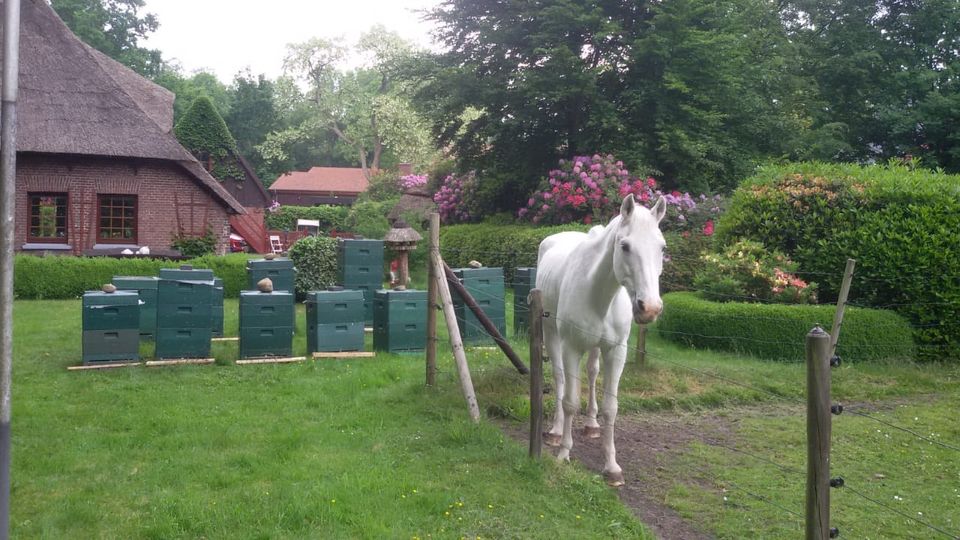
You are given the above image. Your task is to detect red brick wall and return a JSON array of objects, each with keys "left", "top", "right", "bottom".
[{"left": 16, "top": 154, "right": 231, "bottom": 255}]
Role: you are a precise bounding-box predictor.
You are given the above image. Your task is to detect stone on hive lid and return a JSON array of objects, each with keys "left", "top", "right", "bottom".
[
  {"left": 102, "top": 283, "right": 117, "bottom": 293},
  {"left": 468, "top": 260, "right": 483, "bottom": 268},
  {"left": 257, "top": 277, "right": 274, "bottom": 293},
  {"left": 265, "top": 253, "right": 276, "bottom": 260}
]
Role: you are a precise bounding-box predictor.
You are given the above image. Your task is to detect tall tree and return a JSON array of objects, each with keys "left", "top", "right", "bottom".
[
  {"left": 413, "top": 0, "right": 802, "bottom": 200},
  {"left": 52, "top": 0, "right": 164, "bottom": 77},
  {"left": 259, "top": 27, "right": 435, "bottom": 179}
]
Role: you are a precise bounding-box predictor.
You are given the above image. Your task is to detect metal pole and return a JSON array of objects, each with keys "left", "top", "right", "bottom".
[
  {"left": 806, "top": 326, "right": 832, "bottom": 540},
  {"left": 528, "top": 289, "right": 543, "bottom": 458},
  {"left": 1, "top": 1, "right": 21, "bottom": 538}
]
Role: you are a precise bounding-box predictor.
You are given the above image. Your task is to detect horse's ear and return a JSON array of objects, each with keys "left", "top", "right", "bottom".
[
  {"left": 651, "top": 197, "right": 667, "bottom": 223},
  {"left": 620, "top": 194, "right": 636, "bottom": 217}
]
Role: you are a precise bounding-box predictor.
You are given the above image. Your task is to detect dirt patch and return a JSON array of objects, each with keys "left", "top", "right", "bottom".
[{"left": 500, "top": 412, "right": 741, "bottom": 540}]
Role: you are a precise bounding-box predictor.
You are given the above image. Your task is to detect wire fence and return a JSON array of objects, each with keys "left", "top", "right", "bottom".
[{"left": 429, "top": 243, "right": 960, "bottom": 538}]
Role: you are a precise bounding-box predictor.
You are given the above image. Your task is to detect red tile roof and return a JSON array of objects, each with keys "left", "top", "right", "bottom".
[{"left": 270, "top": 167, "right": 371, "bottom": 194}]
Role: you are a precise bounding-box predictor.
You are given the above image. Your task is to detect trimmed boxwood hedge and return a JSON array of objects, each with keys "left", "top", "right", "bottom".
[
  {"left": 656, "top": 292, "right": 915, "bottom": 362},
  {"left": 438, "top": 223, "right": 590, "bottom": 283},
  {"left": 14, "top": 253, "right": 254, "bottom": 299},
  {"left": 718, "top": 162, "right": 960, "bottom": 359}
]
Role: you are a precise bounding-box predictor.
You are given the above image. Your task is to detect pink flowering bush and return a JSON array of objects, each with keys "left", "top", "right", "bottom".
[
  {"left": 518, "top": 154, "right": 724, "bottom": 234},
  {"left": 433, "top": 172, "right": 480, "bottom": 223},
  {"left": 400, "top": 174, "right": 428, "bottom": 191},
  {"left": 694, "top": 239, "right": 818, "bottom": 304}
]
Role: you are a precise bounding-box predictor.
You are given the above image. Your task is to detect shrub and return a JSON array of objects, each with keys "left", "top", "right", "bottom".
[
  {"left": 263, "top": 205, "right": 350, "bottom": 232},
  {"left": 718, "top": 162, "right": 960, "bottom": 358},
  {"left": 516, "top": 154, "right": 726, "bottom": 232},
  {"left": 694, "top": 239, "right": 818, "bottom": 304},
  {"left": 661, "top": 231, "right": 716, "bottom": 293},
  {"left": 434, "top": 172, "right": 481, "bottom": 223},
  {"left": 360, "top": 170, "right": 404, "bottom": 202},
  {"left": 14, "top": 253, "right": 253, "bottom": 299},
  {"left": 439, "top": 223, "right": 590, "bottom": 283},
  {"left": 171, "top": 228, "right": 217, "bottom": 258},
  {"left": 287, "top": 236, "right": 338, "bottom": 298},
  {"left": 657, "top": 292, "right": 916, "bottom": 362}
]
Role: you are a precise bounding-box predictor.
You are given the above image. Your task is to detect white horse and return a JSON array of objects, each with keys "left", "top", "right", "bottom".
[{"left": 536, "top": 194, "right": 666, "bottom": 486}]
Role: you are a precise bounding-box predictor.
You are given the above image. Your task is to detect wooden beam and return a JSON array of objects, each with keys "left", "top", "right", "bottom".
[
  {"left": 145, "top": 358, "right": 215, "bottom": 367},
  {"left": 312, "top": 351, "right": 375, "bottom": 359},
  {"left": 211, "top": 336, "right": 239, "bottom": 342},
  {"left": 236, "top": 356, "right": 306, "bottom": 365},
  {"left": 432, "top": 249, "right": 481, "bottom": 422},
  {"left": 67, "top": 361, "right": 141, "bottom": 371},
  {"left": 425, "top": 212, "right": 439, "bottom": 387}
]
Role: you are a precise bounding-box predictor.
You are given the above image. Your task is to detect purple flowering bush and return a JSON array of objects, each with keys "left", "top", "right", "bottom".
[
  {"left": 400, "top": 174, "right": 428, "bottom": 191},
  {"left": 433, "top": 172, "right": 480, "bottom": 223},
  {"left": 518, "top": 154, "right": 724, "bottom": 235}
]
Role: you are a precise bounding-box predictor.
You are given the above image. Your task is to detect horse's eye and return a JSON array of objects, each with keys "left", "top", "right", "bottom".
[{"left": 621, "top": 242, "right": 630, "bottom": 253}]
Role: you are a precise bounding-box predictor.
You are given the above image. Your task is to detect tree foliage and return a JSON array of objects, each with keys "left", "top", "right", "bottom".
[{"left": 52, "top": 0, "right": 164, "bottom": 76}]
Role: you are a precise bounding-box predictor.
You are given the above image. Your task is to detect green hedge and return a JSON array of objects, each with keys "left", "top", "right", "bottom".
[
  {"left": 718, "top": 162, "right": 960, "bottom": 359},
  {"left": 287, "top": 236, "right": 339, "bottom": 298},
  {"left": 264, "top": 201, "right": 395, "bottom": 238},
  {"left": 657, "top": 292, "right": 915, "bottom": 362},
  {"left": 14, "top": 253, "right": 254, "bottom": 299},
  {"left": 438, "top": 223, "right": 590, "bottom": 283}
]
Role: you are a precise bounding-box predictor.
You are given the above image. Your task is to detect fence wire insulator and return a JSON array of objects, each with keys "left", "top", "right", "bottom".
[
  {"left": 831, "top": 403, "right": 844, "bottom": 415},
  {"left": 830, "top": 527, "right": 840, "bottom": 538},
  {"left": 830, "top": 477, "right": 845, "bottom": 488},
  {"left": 830, "top": 355, "right": 842, "bottom": 367}
]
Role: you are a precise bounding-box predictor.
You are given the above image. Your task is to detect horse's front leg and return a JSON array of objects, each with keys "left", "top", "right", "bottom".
[
  {"left": 583, "top": 347, "right": 602, "bottom": 438},
  {"left": 557, "top": 343, "right": 583, "bottom": 463},
  {"left": 599, "top": 344, "right": 628, "bottom": 486},
  {"left": 543, "top": 321, "right": 564, "bottom": 446}
]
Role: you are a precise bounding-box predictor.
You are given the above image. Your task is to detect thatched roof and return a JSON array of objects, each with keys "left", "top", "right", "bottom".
[
  {"left": 0, "top": 0, "right": 244, "bottom": 214},
  {"left": 384, "top": 220, "right": 423, "bottom": 244}
]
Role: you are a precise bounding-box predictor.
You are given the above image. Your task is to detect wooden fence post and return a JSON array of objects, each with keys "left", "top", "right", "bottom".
[
  {"left": 806, "top": 326, "right": 833, "bottom": 540},
  {"left": 829, "top": 259, "right": 856, "bottom": 360},
  {"left": 634, "top": 324, "right": 647, "bottom": 365},
  {"left": 528, "top": 289, "right": 544, "bottom": 458},
  {"left": 425, "top": 213, "right": 439, "bottom": 387},
  {"left": 431, "top": 248, "right": 481, "bottom": 422}
]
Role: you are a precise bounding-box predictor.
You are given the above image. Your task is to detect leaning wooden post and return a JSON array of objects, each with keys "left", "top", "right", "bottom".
[
  {"left": 634, "top": 324, "right": 647, "bottom": 365},
  {"left": 829, "top": 258, "right": 856, "bottom": 360},
  {"left": 425, "top": 213, "right": 439, "bottom": 387},
  {"left": 432, "top": 248, "right": 481, "bottom": 422},
  {"left": 528, "top": 289, "right": 544, "bottom": 458},
  {"left": 806, "top": 326, "right": 833, "bottom": 540}
]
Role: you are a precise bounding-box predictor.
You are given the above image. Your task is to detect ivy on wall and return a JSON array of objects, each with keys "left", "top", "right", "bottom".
[{"left": 174, "top": 96, "right": 245, "bottom": 181}]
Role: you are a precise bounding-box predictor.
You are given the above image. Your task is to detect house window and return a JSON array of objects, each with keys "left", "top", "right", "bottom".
[
  {"left": 98, "top": 195, "right": 137, "bottom": 242},
  {"left": 28, "top": 193, "right": 68, "bottom": 242}
]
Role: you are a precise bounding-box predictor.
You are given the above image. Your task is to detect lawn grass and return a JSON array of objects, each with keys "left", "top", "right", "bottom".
[
  {"left": 474, "top": 293, "right": 960, "bottom": 539},
  {"left": 11, "top": 299, "right": 649, "bottom": 539}
]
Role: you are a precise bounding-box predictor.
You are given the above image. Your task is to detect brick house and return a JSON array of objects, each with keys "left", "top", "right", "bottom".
[
  {"left": 3, "top": 0, "right": 244, "bottom": 255},
  {"left": 269, "top": 167, "right": 371, "bottom": 206}
]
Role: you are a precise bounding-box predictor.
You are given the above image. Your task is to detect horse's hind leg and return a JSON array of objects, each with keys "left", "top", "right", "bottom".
[
  {"left": 543, "top": 320, "right": 564, "bottom": 447},
  {"left": 583, "top": 347, "right": 602, "bottom": 439}
]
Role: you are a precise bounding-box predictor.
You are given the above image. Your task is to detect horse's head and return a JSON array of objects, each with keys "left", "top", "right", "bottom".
[{"left": 613, "top": 194, "right": 666, "bottom": 324}]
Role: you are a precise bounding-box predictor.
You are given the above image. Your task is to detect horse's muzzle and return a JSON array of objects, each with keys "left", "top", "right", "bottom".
[{"left": 633, "top": 299, "right": 663, "bottom": 324}]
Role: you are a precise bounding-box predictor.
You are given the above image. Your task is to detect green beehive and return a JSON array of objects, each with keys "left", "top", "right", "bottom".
[
  {"left": 452, "top": 267, "right": 506, "bottom": 343},
  {"left": 82, "top": 290, "right": 140, "bottom": 364},
  {"left": 373, "top": 288, "right": 427, "bottom": 353},
  {"left": 247, "top": 258, "right": 297, "bottom": 293},
  {"left": 337, "top": 238, "right": 384, "bottom": 272},
  {"left": 113, "top": 276, "right": 159, "bottom": 337},
  {"left": 156, "top": 276, "right": 214, "bottom": 359},
  {"left": 239, "top": 291, "right": 294, "bottom": 358},
  {"left": 212, "top": 277, "right": 224, "bottom": 337},
  {"left": 159, "top": 266, "right": 215, "bottom": 281},
  {"left": 154, "top": 328, "right": 212, "bottom": 358},
  {"left": 513, "top": 267, "right": 537, "bottom": 335},
  {"left": 306, "top": 289, "right": 365, "bottom": 353}
]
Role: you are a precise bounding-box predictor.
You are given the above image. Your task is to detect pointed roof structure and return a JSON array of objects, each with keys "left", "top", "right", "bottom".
[{"left": 0, "top": 0, "right": 244, "bottom": 214}]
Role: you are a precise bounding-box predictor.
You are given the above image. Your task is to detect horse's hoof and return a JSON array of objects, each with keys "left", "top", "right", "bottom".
[
  {"left": 543, "top": 432, "right": 562, "bottom": 447},
  {"left": 582, "top": 425, "right": 602, "bottom": 439},
  {"left": 604, "top": 471, "right": 625, "bottom": 487}
]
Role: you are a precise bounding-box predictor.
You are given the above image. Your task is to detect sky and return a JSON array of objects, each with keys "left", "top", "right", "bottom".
[{"left": 142, "top": 0, "right": 443, "bottom": 83}]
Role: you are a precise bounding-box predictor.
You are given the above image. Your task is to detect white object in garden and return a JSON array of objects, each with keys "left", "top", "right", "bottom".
[{"left": 536, "top": 194, "right": 666, "bottom": 487}]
